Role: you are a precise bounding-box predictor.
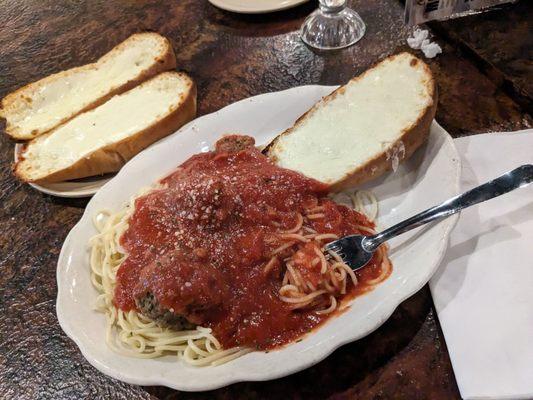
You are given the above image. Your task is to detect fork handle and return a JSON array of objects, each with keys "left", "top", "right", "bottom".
[{"left": 362, "top": 164, "right": 533, "bottom": 252}]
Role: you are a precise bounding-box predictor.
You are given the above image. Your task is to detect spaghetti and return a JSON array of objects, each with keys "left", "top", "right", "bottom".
[
  {"left": 89, "top": 135, "right": 392, "bottom": 366},
  {"left": 268, "top": 192, "right": 390, "bottom": 315},
  {"left": 90, "top": 197, "right": 252, "bottom": 366}
]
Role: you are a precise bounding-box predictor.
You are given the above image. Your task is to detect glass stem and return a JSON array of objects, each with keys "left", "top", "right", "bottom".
[{"left": 319, "top": 0, "right": 346, "bottom": 14}]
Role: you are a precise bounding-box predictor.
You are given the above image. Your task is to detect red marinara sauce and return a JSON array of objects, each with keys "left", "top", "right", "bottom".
[{"left": 114, "top": 135, "right": 387, "bottom": 350}]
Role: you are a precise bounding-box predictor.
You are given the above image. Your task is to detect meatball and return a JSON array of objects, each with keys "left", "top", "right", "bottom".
[
  {"left": 215, "top": 135, "right": 255, "bottom": 153},
  {"left": 135, "top": 291, "right": 196, "bottom": 330},
  {"left": 133, "top": 251, "right": 229, "bottom": 329}
]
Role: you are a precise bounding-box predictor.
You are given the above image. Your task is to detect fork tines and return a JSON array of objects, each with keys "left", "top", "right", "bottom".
[
  {"left": 324, "top": 242, "right": 340, "bottom": 252},
  {"left": 324, "top": 242, "right": 346, "bottom": 260}
]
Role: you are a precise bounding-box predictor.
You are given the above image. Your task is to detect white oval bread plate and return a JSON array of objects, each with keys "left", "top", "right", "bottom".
[
  {"left": 56, "top": 85, "right": 461, "bottom": 391},
  {"left": 14, "top": 144, "right": 114, "bottom": 198},
  {"left": 208, "top": 0, "right": 309, "bottom": 14}
]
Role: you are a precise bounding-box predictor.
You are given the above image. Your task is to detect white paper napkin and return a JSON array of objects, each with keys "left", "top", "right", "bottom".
[{"left": 430, "top": 129, "right": 533, "bottom": 400}]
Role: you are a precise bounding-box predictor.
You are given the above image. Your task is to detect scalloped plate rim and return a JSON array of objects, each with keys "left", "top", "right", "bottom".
[{"left": 56, "top": 85, "right": 461, "bottom": 391}]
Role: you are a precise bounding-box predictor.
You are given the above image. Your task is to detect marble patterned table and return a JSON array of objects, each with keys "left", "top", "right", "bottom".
[{"left": 0, "top": 1, "right": 530, "bottom": 398}]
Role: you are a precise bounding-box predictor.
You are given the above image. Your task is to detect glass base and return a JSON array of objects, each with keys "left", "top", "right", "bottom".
[{"left": 300, "top": 7, "right": 366, "bottom": 50}]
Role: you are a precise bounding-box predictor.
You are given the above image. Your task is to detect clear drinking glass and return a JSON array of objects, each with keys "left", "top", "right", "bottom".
[{"left": 300, "top": 0, "right": 366, "bottom": 50}]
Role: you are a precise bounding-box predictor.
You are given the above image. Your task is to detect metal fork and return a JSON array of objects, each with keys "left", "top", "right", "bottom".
[{"left": 325, "top": 164, "right": 533, "bottom": 271}]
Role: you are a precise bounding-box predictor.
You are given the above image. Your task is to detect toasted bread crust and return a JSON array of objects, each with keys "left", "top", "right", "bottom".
[
  {"left": 1, "top": 32, "right": 176, "bottom": 141},
  {"left": 14, "top": 73, "right": 196, "bottom": 183},
  {"left": 266, "top": 52, "right": 437, "bottom": 191}
]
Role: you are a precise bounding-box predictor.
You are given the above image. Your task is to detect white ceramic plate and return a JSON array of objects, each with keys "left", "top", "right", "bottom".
[
  {"left": 56, "top": 85, "right": 461, "bottom": 391},
  {"left": 208, "top": 0, "right": 309, "bottom": 14},
  {"left": 14, "top": 144, "right": 113, "bottom": 198}
]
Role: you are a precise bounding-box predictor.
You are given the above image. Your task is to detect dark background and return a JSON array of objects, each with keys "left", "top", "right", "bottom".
[{"left": 0, "top": 0, "right": 531, "bottom": 399}]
